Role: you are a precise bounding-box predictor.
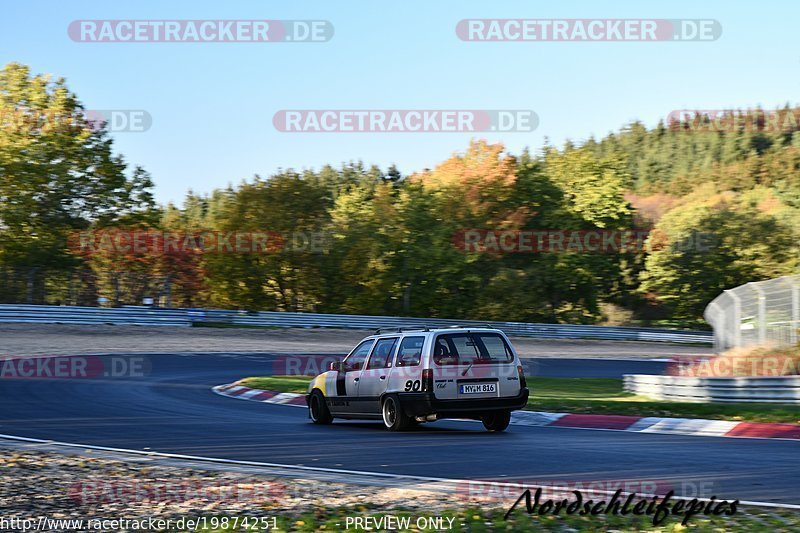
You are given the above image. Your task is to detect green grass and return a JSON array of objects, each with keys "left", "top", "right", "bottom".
[
  {"left": 529, "top": 377, "right": 800, "bottom": 424},
  {"left": 239, "top": 375, "right": 310, "bottom": 394},
  {"left": 528, "top": 377, "right": 624, "bottom": 399},
  {"left": 237, "top": 375, "right": 800, "bottom": 425}
]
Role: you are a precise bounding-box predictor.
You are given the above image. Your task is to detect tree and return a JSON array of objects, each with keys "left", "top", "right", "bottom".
[
  {"left": 544, "top": 146, "right": 632, "bottom": 228},
  {"left": 639, "top": 191, "right": 798, "bottom": 318},
  {"left": 202, "top": 171, "right": 332, "bottom": 311},
  {"left": 0, "top": 62, "right": 156, "bottom": 303}
]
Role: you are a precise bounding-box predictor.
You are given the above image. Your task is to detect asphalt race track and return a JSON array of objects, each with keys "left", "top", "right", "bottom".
[{"left": 1, "top": 353, "right": 797, "bottom": 505}]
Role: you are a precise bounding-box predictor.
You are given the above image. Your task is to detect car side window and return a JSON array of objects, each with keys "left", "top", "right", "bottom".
[
  {"left": 395, "top": 336, "right": 424, "bottom": 367},
  {"left": 367, "top": 338, "right": 398, "bottom": 369},
  {"left": 343, "top": 340, "right": 374, "bottom": 372},
  {"left": 433, "top": 336, "right": 460, "bottom": 365}
]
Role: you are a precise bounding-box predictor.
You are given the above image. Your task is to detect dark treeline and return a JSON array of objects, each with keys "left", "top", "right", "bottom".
[{"left": 1, "top": 63, "right": 797, "bottom": 326}]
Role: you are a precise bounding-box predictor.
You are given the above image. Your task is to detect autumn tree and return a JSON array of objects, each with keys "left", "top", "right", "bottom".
[
  {"left": 640, "top": 189, "right": 799, "bottom": 318},
  {"left": 0, "top": 62, "right": 156, "bottom": 303}
]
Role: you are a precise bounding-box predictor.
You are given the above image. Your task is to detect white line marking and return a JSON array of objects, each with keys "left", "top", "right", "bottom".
[
  {"left": 511, "top": 411, "right": 568, "bottom": 426},
  {"left": 268, "top": 392, "right": 302, "bottom": 404},
  {"left": 639, "top": 418, "right": 740, "bottom": 437},
  {"left": 212, "top": 386, "right": 305, "bottom": 408},
  {"left": 239, "top": 389, "right": 266, "bottom": 400},
  {"left": 0, "top": 433, "right": 796, "bottom": 510},
  {"left": 625, "top": 417, "right": 664, "bottom": 432}
]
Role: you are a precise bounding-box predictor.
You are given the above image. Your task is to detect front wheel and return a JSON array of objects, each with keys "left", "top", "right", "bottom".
[
  {"left": 382, "top": 395, "right": 412, "bottom": 431},
  {"left": 309, "top": 390, "right": 333, "bottom": 424},
  {"left": 482, "top": 411, "right": 511, "bottom": 432}
]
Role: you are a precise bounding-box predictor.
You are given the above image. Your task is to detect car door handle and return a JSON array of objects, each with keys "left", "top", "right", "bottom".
[
  {"left": 353, "top": 378, "right": 359, "bottom": 382},
  {"left": 379, "top": 376, "right": 386, "bottom": 380}
]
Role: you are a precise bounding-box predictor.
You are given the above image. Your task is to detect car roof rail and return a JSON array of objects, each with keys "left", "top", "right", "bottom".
[
  {"left": 445, "top": 324, "right": 495, "bottom": 329},
  {"left": 374, "top": 325, "right": 430, "bottom": 335}
]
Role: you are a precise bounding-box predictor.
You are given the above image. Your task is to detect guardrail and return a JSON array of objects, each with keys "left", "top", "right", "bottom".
[
  {"left": 623, "top": 374, "right": 800, "bottom": 403},
  {"left": 0, "top": 304, "right": 712, "bottom": 344},
  {"left": 0, "top": 305, "right": 190, "bottom": 326},
  {"left": 221, "top": 311, "right": 712, "bottom": 344}
]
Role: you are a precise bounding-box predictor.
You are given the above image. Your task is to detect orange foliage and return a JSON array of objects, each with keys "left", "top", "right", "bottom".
[
  {"left": 409, "top": 140, "right": 527, "bottom": 226},
  {"left": 626, "top": 193, "right": 680, "bottom": 226}
]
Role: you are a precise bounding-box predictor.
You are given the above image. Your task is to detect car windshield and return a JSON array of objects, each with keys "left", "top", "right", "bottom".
[{"left": 433, "top": 333, "right": 514, "bottom": 365}]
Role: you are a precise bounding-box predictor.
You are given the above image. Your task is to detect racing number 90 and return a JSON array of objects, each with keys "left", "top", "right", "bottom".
[{"left": 404, "top": 380, "right": 421, "bottom": 392}]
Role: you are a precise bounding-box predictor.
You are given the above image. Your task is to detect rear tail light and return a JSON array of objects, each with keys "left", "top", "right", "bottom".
[
  {"left": 422, "top": 369, "right": 434, "bottom": 392},
  {"left": 517, "top": 365, "right": 527, "bottom": 388}
]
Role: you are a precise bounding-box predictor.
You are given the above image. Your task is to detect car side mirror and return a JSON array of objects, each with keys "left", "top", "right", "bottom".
[{"left": 329, "top": 361, "right": 342, "bottom": 372}]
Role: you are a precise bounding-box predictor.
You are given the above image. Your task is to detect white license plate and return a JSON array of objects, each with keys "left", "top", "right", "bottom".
[{"left": 460, "top": 383, "right": 497, "bottom": 394}]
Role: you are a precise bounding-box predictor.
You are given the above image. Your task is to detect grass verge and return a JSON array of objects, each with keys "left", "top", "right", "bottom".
[
  {"left": 239, "top": 376, "right": 310, "bottom": 394},
  {"left": 236, "top": 376, "right": 800, "bottom": 425}
]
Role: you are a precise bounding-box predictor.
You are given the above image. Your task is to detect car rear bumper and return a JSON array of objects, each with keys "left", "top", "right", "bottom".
[{"left": 398, "top": 388, "right": 529, "bottom": 418}]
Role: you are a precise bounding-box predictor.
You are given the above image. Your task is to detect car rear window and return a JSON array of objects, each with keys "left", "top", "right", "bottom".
[{"left": 433, "top": 333, "right": 513, "bottom": 365}]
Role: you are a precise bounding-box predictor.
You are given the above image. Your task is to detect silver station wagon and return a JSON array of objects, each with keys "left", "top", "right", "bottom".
[{"left": 306, "top": 326, "right": 529, "bottom": 431}]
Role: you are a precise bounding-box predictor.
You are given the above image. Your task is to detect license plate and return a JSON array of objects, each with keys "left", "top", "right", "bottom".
[{"left": 460, "top": 383, "right": 497, "bottom": 394}]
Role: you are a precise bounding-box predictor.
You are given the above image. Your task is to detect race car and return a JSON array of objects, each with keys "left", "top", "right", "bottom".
[{"left": 306, "top": 326, "right": 529, "bottom": 431}]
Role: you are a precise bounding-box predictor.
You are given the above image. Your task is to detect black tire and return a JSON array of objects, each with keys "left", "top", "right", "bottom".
[
  {"left": 382, "top": 395, "right": 412, "bottom": 431},
  {"left": 482, "top": 411, "right": 511, "bottom": 432},
  {"left": 308, "top": 390, "right": 333, "bottom": 425}
]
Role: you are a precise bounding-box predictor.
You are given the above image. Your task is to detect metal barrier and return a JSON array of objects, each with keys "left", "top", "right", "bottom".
[
  {"left": 623, "top": 374, "right": 800, "bottom": 403},
  {"left": 221, "top": 311, "right": 712, "bottom": 343},
  {"left": 0, "top": 304, "right": 712, "bottom": 344},
  {"left": 704, "top": 274, "right": 800, "bottom": 350},
  {"left": 0, "top": 305, "right": 191, "bottom": 327}
]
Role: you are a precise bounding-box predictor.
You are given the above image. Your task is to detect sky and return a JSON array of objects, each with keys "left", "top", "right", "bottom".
[{"left": 1, "top": 0, "right": 798, "bottom": 205}]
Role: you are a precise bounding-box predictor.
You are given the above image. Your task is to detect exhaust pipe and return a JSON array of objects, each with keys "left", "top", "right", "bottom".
[{"left": 415, "top": 414, "right": 438, "bottom": 422}]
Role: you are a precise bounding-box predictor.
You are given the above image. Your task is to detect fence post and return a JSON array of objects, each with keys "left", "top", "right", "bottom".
[
  {"left": 726, "top": 290, "right": 742, "bottom": 348},
  {"left": 753, "top": 284, "right": 767, "bottom": 345},
  {"left": 705, "top": 301, "right": 725, "bottom": 351},
  {"left": 791, "top": 278, "right": 800, "bottom": 346}
]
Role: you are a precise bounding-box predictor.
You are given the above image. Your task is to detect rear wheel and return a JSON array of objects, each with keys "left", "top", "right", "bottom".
[
  {"left": 309, "top": 390, "right": 333, "bottom": 425},
  {"left": 482, "top": 410, "right": 511, "bottom": 432},
  {"left": 382, "top": 395, "right": 412, "bottom": 431}
]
